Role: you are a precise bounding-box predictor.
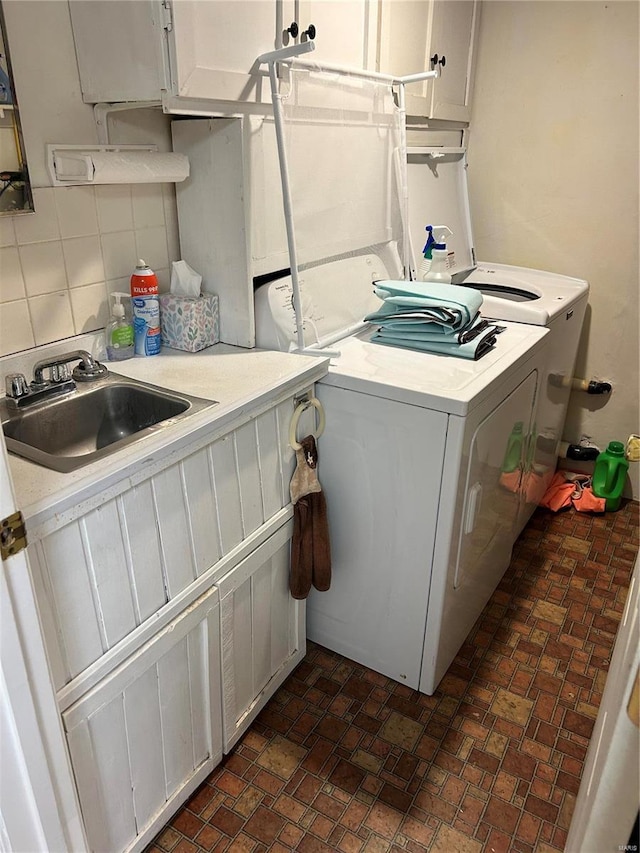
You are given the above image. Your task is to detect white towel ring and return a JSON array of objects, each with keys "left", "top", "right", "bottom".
[{"left": 289, "top": 397, "right": 326, "bottom": 450}]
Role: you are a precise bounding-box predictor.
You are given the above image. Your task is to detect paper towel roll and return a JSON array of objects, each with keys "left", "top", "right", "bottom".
[
  {"left": 51, "top": 148, "right": 189, "bottom": 184},
  {"left": 89, "top": 151, "right": 189, "bottom": 183}
]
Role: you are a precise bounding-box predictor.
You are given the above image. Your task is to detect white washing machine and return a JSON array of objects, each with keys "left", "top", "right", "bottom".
[
  {"left": 407, "top": 147, "right": 589, "bottom": 526},
  {"left": 255, "top": 253, "right": 548, "bottom": 694}
]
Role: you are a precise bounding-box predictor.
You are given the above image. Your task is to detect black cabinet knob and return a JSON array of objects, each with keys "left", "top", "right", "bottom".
[
  {"left": 302, "top": 23, "right": 316, "bottom": 40},
  {"left": 430, "top": 53, "right": 446, "bottom": 69},
  {"left": 287, "top": 21, "right": 299, "bottom": 38}
]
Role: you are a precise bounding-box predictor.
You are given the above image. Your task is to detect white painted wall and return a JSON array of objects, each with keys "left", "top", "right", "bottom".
[{"left": 467, "top": 0, "right": 639, "bottom": 498}]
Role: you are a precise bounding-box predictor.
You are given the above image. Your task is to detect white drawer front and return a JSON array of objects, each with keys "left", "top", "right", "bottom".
[
  {"left": 219, "top": 519, "right": 305, "bottom": 752},
  {"left": 63, "top": 588, "right": 222, "bottom": 853}
]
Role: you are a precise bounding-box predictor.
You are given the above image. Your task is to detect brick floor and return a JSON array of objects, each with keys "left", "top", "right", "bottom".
[{"left": 148, "top": 500, "right": 639, "bottom": 853}]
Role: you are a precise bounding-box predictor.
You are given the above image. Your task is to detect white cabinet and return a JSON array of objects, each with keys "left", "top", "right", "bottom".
[
  {"left": 378, "top": 0, "right": 480, "bottom": 121},
  {"left": 298, "top": 0, "right": 378, "bottom": 70},
  {"left": 69, "top": 0, "right": 291, "bottom": 106},
  {"left": 26, "top": 384, "right": 316, "bottom": 852},
  {"left": 68, "top": 0, "right": 378, "bottom": 110},
  {"left": 63, "top": 587, "right": 222, "bottom": 853},
  {"left": 219, "top": 519, "right": 304, "bottom": 751}
]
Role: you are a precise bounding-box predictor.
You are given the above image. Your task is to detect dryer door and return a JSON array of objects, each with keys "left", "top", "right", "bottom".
[
  {"left": 455, "top": 370, "right": 539, "bottom": 595},
  {"left": 421, "top": 368, "right": 539, "bottom": 693}
]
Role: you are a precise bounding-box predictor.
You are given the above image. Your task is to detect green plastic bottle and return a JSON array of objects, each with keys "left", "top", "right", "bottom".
[{"left": 592, "top": 441, "right": 629, "bottom": 511}]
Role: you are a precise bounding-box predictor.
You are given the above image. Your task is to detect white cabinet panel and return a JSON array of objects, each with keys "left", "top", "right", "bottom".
[
  {"left": 209, "top": 433, "right": 244, "bottom": 555},
  {"left": 31, "top": 404, "right": 299, "bottom": 689},
  {"left": 152, "top": 465, "right": 197, "bottom": 597},
  {"left": 235, "top": 419, "right": 265, "bottom": 537},
  {"left": 378, "top": 0, "right": 480, "bottom": 121},
  {"left": 81, "top": 501, "right": 138, "bottom": 649},
  {"left": 119, "top": 481, "right": 167, "bottom": 623},
  {"left": 63, "top": 588, "right": 222, "bottom": 853},
  {"left": 219, "top": 519, "right": 304, "bottom": 751},
  {"left": 182, "top": 447, "right": 222, "bottom": 576},
  {"left": 69, "top": 1, "right": 378, "bottom": 107},
  {"left": 69, "top": 0, "right": 291, "bottom": 105},
  {"left": 39, "top": 523, "right": 104, "bottom": 679},
  {"left": 299, "top": 0, "right": 377, "bottom": 69}
]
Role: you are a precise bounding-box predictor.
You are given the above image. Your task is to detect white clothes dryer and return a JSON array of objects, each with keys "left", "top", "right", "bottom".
[{"left": 255, "top": 253, "right": 548, "bottom": 694}]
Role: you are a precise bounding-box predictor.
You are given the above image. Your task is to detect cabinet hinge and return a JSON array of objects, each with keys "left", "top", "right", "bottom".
[
  {"left": 161, "top": 0, "right": 173, "bottom": 32},
  {"left": 1, "top": 510, "right": 27, "bottom": 561}
]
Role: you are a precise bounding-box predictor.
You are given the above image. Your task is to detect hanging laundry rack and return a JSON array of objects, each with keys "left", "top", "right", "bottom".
[{"left": 257, "top": 40, "right": 438, "bottom": 357}]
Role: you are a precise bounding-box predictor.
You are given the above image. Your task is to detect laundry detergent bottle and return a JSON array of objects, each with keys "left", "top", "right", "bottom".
[
  {"left": 130, "top": 259, "right": 161, "bottom": 356},
  {"left": 422, "top": 226, "right": 453, "bottom": 283},
  {"left": 592, "top": 441, "right": 629, "bottom": 511}
]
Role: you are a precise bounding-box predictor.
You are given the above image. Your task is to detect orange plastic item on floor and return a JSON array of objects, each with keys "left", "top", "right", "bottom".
[
  {"left": 540, "top": 471, "right": 574, "bottom": 511},
  {"left": 540, "top": 471, "right": 606, "bottom": 513},
  {"left": 572, "top": 482, "right": 606, "bottom": 513}
]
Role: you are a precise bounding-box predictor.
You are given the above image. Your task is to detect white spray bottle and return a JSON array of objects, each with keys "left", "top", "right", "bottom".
[{"left": 422, "top": 226, "right": 453, "bottom": 283}]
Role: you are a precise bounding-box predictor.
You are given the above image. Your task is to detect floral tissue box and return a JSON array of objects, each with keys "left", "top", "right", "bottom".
[{"left": 159, "top": 293, "right": 220, "bottom": 353}]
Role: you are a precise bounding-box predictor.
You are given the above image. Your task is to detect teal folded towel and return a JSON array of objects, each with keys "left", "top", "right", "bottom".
[
  {"left": 371, "top": 322, "right": 501, "bottom": 360},
  {"left": 375, "top": 314, "right": 488, "bottom": 343},
  {"left": 373, "top": 280, "right": 483, "bottom": 329}
]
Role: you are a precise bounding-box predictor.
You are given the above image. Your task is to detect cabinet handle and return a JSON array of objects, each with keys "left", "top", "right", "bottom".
[
  {"left": 286, "top": 21, "right": 299, "bottom": 38},
  {"left": 430, "top": 53, "right": 446, "bottom": 69},
  {"left": 302, "top": 24, "right": 316, "bottom": 40}
]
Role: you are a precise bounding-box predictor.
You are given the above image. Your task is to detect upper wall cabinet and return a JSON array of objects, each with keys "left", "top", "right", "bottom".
[
  {"left": 378, "top": 0, "right": 480, "bottom": 122},
  {"left": 297, "top": 0, "right": 378, "bottom": 70},
  {"left": 69, "top": 0, "right": 378, "bottom": 111}
]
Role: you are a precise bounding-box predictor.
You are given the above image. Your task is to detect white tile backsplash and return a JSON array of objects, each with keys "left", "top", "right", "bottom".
[
  {"left": 0, "top": 247, "right": 26, "bottom": 301},
  {"left": 101, "top": 230, "right": 137, "bottom": 280},
  {"left": 0, "top": 300, "right": 35, "bottom": 354},
  {"left": 63, "top": 236, "right": 105, "bottom": 288},
  {"left": 135, "top": 225, "right": 169, "bottom": 272},
  {"left": 29, "top": 291, "right": 75, "bottom": 346},
  {"left": 132, "top": 184, "right": 166, "bottom": 229},
  {"left": 69, "top": 282, "right": 110, "bottom": 333},
  {"left": 0, "top": 183, "right": 177, "bottom": 357},
  {"left": 20, "top": 241, "right": 67, "bottom": 297},
  {"left": 0, "top": 216, "right": 16, "bottom": 248},
  {"left": 96, "top": 185, "right": 134, "bottom": 233},
  {"left": 55, "top": 186, "right": 99, "bottom": 238},
  {"left": 14, "top": 188, "right": 60, "bottom": 244}
]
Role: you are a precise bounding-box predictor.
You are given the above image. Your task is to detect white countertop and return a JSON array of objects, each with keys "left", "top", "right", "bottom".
[{"left": 7, "top": 344, "right": 329, "bottom": 533}]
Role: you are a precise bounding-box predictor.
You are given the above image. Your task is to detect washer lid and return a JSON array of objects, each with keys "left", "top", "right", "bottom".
[
  {"left": 320, "top": 321, "right": 548, "bottom": 417},
  {"left": 461, "top": 262, "right": 589, "bottom": 325},
  {"left": 407, "top": 147, "right": 476, "bottom": 279},
  {"left": 407, "top": 147, "right": 589, "bottom": 325}
]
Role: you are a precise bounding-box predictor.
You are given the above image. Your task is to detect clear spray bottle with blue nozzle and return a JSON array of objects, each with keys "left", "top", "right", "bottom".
[{"left": 420, "top": 225, "right": 453, "bottom": 282}]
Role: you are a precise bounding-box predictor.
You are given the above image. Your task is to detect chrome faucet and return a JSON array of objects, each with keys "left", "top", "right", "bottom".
[
  {"left": 32, "top": 350, "right": 107, "bottom": 387},
  {"left": 4, "top": 350, "right": 108, "bottom": 407}
]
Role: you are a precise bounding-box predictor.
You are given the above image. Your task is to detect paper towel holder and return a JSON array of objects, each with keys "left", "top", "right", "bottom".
[{"left": 46, "top": 144, "right": 190, "bottom": 186}]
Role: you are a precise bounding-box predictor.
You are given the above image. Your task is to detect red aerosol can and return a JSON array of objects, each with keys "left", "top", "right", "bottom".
[{"left": 130, "top": 259, "right": 161, "bottom": 356}]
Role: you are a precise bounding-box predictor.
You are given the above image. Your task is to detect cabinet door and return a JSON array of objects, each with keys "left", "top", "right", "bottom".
[
  {"left": 218, "top": 519, "right": 303, "bottom": 751},
  {"left": 378, "top": 0, "right": 479, "bottom": 121},
  {"left": 70, "top": 0, "right": 296, "bottom": 105},
  {"left": 169, "top": 0, "right": 294, "bottom": 103},
  {"left": 427, "top": 0, "right": 479, "bottom": 121},
  {"left": 298, "top": 0, "right": 377, "bottom": 70},
  {"left": 62, "top": 588, "right": 222, "bottom": 853}
]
